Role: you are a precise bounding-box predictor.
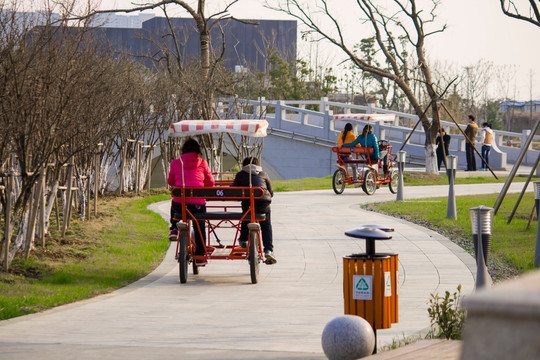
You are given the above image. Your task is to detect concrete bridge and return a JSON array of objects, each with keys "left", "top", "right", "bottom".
[{"left": 218, "top": 97, "right": 540, "bottom": 180}]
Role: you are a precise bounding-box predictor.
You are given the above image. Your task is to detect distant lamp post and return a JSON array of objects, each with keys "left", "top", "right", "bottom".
[
  {"left": 534, "top": 181, "right": 540, "bottom": 267},
  {"left": 469, "top": 206, "right": 493, "bottom": 289},
  {"left": 447, "top": 156, "right": 458, "bottom": 220},
  {"left": 396, "top": 151, "right": 406, "bottom": 201}
]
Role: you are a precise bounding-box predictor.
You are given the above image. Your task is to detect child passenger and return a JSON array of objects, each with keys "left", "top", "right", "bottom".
[
  {"left": 168, "top": 138, "right": 215, "bottom": 266},
  {"left": 337, "top": 123, "right": 359, "bottom": 180},
  {"left": 231, "top": 157, "right": 276, "bottom": 265}
]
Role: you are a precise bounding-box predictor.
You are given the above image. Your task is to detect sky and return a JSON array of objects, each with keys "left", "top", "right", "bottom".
[{"left": 98, "top": 0, "right": 540, "bottom": 101}]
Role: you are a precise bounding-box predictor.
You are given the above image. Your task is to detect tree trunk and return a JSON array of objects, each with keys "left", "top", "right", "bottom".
[
  {"left": 43, "top": 181, "right": 59, "bottom": 236},
  {"left": 77, "top": 175, "right": 86, "bottom": 221},
  {"left": 24, "top": 170, "right": 44, "bottom": 259},
  {"left": 61, "top": 160, "right": 74, "bottom": 237},
  {"left": 7, "top": 206, "right": 30, "bottom": 266},
  {"left": 2, "top": 171, "right": 14, "bottom": 271},
  {"left": 200, "top": 31, "right": 210, "bottom": 81},
  {"left": 425, "top": 143, "right": 438, "bottom": 174}
]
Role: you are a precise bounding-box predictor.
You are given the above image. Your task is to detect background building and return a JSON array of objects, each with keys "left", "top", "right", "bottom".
[
  {"left": 92, "top": 13, "right": 155, "bottom": 28},
  {"left": 87, "top": 14, "right": 297, "bottom": 73},
  {"left": 499, "top": 101, "right": 540, "bottom": 113}
]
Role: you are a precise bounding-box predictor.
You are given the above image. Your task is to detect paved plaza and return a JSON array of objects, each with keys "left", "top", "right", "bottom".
[{"left": 0, "top": 178, "right": 533, "bottom": 359}]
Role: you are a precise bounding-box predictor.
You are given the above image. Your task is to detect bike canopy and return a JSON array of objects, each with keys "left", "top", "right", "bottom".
[
  {"left": 168, "top": 119, "right": 268, "bottom": 138},
  {"left": 332, "top": 114, "right": 396, "bottom": 122}
]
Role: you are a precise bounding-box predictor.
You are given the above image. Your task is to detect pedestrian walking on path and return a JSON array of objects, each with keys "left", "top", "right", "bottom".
[
  {"left": 436, "top": 128, "right": 451, "bottom": 171},
  {"left": 464, "top": 115, "right": 478, "bottom": 171},
  {"left": 480, "top": 122, "right": 493, "bottom": 171}
]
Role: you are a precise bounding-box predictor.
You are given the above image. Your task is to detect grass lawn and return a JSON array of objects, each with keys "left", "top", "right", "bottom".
[
  {"left": 364, "top": 192, "right": 537, "bottom": 281},
  {"left": 272, "top": 172, "right": 538, "bottom": 191},
  {"left": 0, "top": 193, "right": 171, "bottom": 320}
]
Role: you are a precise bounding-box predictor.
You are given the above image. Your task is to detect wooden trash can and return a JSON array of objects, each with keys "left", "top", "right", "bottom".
[{"left": 343, "top": 253, "right": 399, "bottom": 329}]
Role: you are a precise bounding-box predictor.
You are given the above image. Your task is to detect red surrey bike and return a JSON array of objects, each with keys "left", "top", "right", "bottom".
[{"left": 331, "top": 140, "right": 398, "bottom": 195}]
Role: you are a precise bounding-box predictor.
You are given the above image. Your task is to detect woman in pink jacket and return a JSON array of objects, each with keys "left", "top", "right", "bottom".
[{"left": 168, "top": 138, "right": 215, "bottom": 265}]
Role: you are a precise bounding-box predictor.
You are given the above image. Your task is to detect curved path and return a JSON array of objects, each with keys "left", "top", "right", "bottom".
[{"left": 0, "top": 181, "right": 531, "bottom": 359}]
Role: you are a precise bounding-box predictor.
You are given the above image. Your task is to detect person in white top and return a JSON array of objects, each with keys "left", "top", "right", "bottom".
[{"left": 480, "top": 122, "right": 493, "bottom": 171}]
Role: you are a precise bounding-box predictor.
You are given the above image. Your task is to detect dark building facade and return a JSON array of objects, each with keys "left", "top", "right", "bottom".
[{"left": 88, "top": 17, "right": 297, "bottom": 73}]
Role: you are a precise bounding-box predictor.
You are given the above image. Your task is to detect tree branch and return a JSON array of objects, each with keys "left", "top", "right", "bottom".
[{"left": 500, "top": 0, "right": 540, "bottom": 27}]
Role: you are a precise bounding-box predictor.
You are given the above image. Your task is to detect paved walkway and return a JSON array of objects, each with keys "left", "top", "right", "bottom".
[{"left": 0, "top": 179, "right": 532, "bottom": 360}]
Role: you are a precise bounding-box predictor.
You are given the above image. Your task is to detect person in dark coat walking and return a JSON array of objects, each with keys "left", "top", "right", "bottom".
[
  {"left": 231, "top": 157, "right": 276, "bottom": 264},
  {"left": 436, "top": 128, "right": 451, "bottom": 171},
  {"left": 464, "top": 115, "right": 478, "bottom": 171}
]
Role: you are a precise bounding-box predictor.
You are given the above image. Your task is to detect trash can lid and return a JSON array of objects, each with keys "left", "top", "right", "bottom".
[
  {"left": 360, "top": 224, "right": 394, "bottom": 232},
  {"left": 344, "top": 253, "right": 391, "bottom": 260},
  {"left": 345, "top": 227, "right": 393, "bottom": 240}
]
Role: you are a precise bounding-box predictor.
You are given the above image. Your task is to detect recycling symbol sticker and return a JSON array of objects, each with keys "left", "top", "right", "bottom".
[
  {"left": 356, "top": 278, "right": 370, "bottom": 290},
  {"left": 353, "top": 275, "right": 372, "bottom": 300},
  {"left": 384, "top": 272, "right": 392, "bottom": 297}
]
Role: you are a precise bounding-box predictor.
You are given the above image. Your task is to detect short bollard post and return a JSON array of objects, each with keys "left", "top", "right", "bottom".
[
  {"left": 534, "top": 181, "right": 540, "bottom": 267},
  {"left": 396, "top": 151, "right": 406, "bottom": 201},
  {"left": 469, "top": 206, "right": 493, "bottom": 289},
  {"left": 446, "top": 155, "right": 457, "bottom": 220}
]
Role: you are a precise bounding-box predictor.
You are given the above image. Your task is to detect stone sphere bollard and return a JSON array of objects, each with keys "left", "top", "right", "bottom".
[{"left": 321, "top": 315, "right": 375, "bottom": 360}]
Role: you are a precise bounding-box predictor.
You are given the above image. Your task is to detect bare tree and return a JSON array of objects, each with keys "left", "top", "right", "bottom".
[
  {"left": 462, "top": 60, "right": 493, "bottom": 116},
  {"left": 349, "top": 37, "right": 408, "bottom": 111},
  {"left": 81, "top": 0, "right": 255, "bottom": 120},
  {"left": 271, "top": 0, "right": 449, "bottom": 173},
  {"left": 500, "top": 0, "right": 540, "bottom": 27},
  {"left": 430, "top": 60, "right": 461, "bottom": 113},
  {"left": 0, "top": 1, "right": 156, "bottom": 269},
  {"left": 77, "top": 1, "right": 266, "bottom": 175},
  {"left": 493, "top": 64, "right": 519, "bottom": 131}
]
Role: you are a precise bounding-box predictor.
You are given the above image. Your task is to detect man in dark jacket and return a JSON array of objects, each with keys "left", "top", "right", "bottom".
[
  {"left": 464, "top": 115, "right": 478, "bottom": 171},
  {"left": 231, "top": 157, "right": 276, "bottom": 264},
  {"left": 436, "top": 128, "right": 451, "bottom": 171}
]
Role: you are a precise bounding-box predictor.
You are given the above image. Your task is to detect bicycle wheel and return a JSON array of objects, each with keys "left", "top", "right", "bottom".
[
  {"left": 389, "top": 169, "right": 399, "bottom": 194},
  {"left": 332, "top": 169, "right": 346, "bottom": 194},
  {"left": 178, "top": 231, "right": 189, "bottom": 284},
  {"left": 248, "top": 230, "right": 260, "bottom": 284},
  {"left": 362, "top": 169, "right": 377, "bottom": 195}
]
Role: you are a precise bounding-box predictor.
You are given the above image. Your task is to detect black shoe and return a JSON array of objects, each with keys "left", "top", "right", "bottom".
[
  {"left": 239, "top": 240, "right": 247, "bottom": 249},
  {"left": 195, "top": 259, "right": 207, "bottom": 267},
  {"left": 168, "top": 229, "right": 178, "bottom": 240}
]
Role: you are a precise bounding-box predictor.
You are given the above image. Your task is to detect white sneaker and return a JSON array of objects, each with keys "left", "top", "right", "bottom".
[{"left": 264, "top": 250, "right": 277, "bottom": 264}]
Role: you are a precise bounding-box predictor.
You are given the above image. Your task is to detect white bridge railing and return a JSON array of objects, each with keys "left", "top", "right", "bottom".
[{"left": 218, "top": 97, "right": 540, "bottom": 170}]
